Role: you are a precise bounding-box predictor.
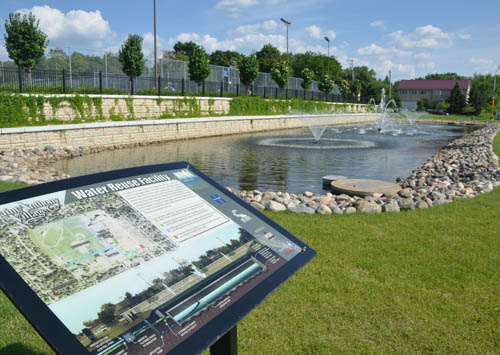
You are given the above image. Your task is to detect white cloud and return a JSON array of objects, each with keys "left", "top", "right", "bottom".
[
  {"left": 305, "top": 25, "right": 322, "bottom": 39},
  {"left": 458, "top": 33, "right": 471, "bottom": 40},
  {"left": 469, "top": 57, "right": 493, "bottom": 67},
  {"left": 357, "top": 44, "right": 411, "bottom": 57},
  {"left": 326, "top": 30, "right": 336, "bottom": 40},
  {"left": 232, "top": 20, "right": 278, "bottom": 35},
  {"left": 17, "top": 5, "right": 112, "bottom": 49},
  {"left": 370, "top": 20, "right": 386, "bottom": 30},
  {"left": 389, "top": 25, "right": 453, "bottom": 49},
  {"left": 142, "top": 32, "right": 167, "bottom": 60},
  {"left": 417, "top": 61, "right": 436, "bottom": 70},
  {"left": 414, "top": 53, "right": 431, "bottom": 59},
  {"left": 0, "top": 44, "right": 8, "bottom": 61},
  {"left": 216, "top": 0, "right": 259, "bottom": 12}
]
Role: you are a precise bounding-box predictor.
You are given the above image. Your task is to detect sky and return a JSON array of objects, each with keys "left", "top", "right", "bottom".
[{"left": 0, "top": 0, "right": 499, "bottom": 81}]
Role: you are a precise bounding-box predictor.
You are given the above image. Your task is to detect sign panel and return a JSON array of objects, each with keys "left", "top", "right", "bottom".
[{"left": 0, "top": 162, "right": 316, "bottom": 355}]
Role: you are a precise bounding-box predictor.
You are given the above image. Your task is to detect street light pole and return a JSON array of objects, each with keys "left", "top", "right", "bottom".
[
  {"left": 492, "top": 65, "right": 500, "bottom": 120},
  {"left": 154, "top": 0, "right": 158, "bottom": 90},
  {"left": 324, "top": 36, "right": 330, "bottom": 77},
  {"left": 280, "top": 18, "right": 291, "bottom": 67}
]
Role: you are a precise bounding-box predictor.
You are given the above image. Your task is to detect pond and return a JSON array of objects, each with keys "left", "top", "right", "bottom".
[{"left": 52, "top": 123, "right": 473, "bottom": 194}]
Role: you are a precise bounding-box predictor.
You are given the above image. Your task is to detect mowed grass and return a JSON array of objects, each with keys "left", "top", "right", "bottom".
[
  {"left": 1, "top": 133, "right": 500, "bottom": 354},
  {"left": 420, "top": 112, "right": 496, "bottom": 122}
]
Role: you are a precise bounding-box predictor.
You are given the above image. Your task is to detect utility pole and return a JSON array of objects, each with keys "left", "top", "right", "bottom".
[
  {"left": 280, "top": 18, "right": 291, "bottom": 67},
  {"left": 492, "top": 65, "right": 500, "bottom": 120},
  {"left": 388, "top": 70, "right": 392, "bottom": 99},
  {"left": 324, "top": 36, "right": 330, "bottom": 77},
  {"left": 154, "top": 0, "right": 158, "bottom": 90},
  {"left": 350, "top": 59, "right": 355, "bottom": 82}
]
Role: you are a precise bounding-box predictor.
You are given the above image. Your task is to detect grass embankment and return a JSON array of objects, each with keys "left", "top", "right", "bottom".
[
  {"left": 1, "top": 133, "right": 500, "bottom": 354},
  {"left": 420, "top": 111, "right": 496, "bottom": 122}
]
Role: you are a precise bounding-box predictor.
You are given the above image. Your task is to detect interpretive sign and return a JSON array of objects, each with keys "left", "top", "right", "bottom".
[{"left": 0, "top": 162, "right": 316, "bottom": 355}]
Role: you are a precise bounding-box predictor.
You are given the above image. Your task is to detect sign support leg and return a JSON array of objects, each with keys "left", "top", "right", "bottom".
[{"left": 210, "top": 326, "right": 237, "bottom": 355}]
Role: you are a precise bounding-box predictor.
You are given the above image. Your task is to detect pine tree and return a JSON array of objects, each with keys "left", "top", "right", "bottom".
[{"left": 447, "top": 82, "right": 466, "bottom": 114}]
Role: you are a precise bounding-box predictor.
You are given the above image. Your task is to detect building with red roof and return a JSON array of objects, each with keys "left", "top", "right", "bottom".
[{"left": 397, "top": 79, "right": 471, "bottom": 109}]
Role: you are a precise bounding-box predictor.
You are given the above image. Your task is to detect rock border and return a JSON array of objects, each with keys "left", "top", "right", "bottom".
[{"left": 0, "top": 121, "right": 499, "bottom": 216}]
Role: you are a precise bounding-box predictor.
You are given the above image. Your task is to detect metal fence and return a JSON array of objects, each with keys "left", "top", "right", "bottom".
[{"left": 0, "top": 65, "right": 367, "bottom": 103}]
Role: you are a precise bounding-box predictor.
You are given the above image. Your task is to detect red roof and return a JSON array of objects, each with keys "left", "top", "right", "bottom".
[{"left": 398, "top": 79, "right": 470, "bottom": 90}]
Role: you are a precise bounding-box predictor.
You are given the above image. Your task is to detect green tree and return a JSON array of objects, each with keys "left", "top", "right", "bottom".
[
  {"left": 98, "top": 303, "right": 116, "bottom": 325},
  {"left": 468, "top": 74, "right": 493, "bottom": 115},
  {"left": 118, "top": 34, "right": 146, "bottom": 94},
  {"left": 4, "top": 12, "right": 48, "bottom": 85},
  {"left": 238, "top": 55, "right": 259, "bottom": 86},
  {"left": 256, "top": 44, "right": 282, "bottom": 73},
  {"left": 447, "top": 82, "right": 466, "bottom": 114},
  {"left": 271, "top": 61, "right": 289, "bottom": 89},
  {"left": 351, "top": 80, "right": 361, "bottom": 100},
  {"left": 209, "top": 50, "right": 244, "bottom": 67},
  {"left": 188, "top": 47, "right": 211, "bottom": 87},
  {"left": 437, "top": 99, "right": 450, "bottom": 111},
  {"left": 318, "top": 75, "right": 334, "bottom": 95},
  {"left": 337, "top": 79, "right": 351, "bottom": 97},
  {"left": 173, "top": 41, "right": 200, "bottom": 61},
  {"left": 423, "top": 72, "right": 465, "bottom": 80},
  {"left": 300, "top": 68, "right": 313, "bottom": 90},
  {"left": 291, "top": 52, "right": 341, "bottom": 81},
  {"left": 417, "top": 98, "right": 435, "bottom": 111}
]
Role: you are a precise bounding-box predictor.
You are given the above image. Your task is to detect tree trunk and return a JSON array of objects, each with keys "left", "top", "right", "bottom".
[{"left": 27, "top": 67, "right": 32, "bottom": 87}]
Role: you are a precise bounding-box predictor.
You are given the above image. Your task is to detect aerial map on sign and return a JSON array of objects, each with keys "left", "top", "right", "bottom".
[{"left": 0, "top": 167, "right": 308, "bottom": 354}]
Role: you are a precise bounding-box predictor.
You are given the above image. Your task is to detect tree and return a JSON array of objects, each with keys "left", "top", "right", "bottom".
[
  {"left": 337, "top": 79, "right": 351, "bottom": 97},
  {"left": 209, "top": 50, "right": 244, "bottom": 67},
  {"left": 173, "top": 41, "right": 201, "bottom": 61},
  {"left": 4, "top": 12, "right": 48, "bottom": 85},
  {"left": 118, "top": 34, "right": 145, "bottom": 94},
  {"left": 447, "top": 82, "right": 466, "bottom": 114},
  {"left": 271, "top": 61, "right": 289, "bottom": 89},
  {"left": 188, "top": 47, "right": 211, "bottom": 87},
  {"left": 291, "top": 52, "right": 341, "bottom": 81},
  {"left": 318, "top": 75, "right": 334, "bottom": 95},
  {"left": 351, "top": 80, "right": 361, "bottom": 99},
  {"left": 98, "top": 303, "right": 116, "bottom": 325},
  {"left": 256, "top": 44, "right": 282, "bottom": 73},
  {"left": 468, "top": 74, "right": 493, "bottom": 115},
  {"left": 239, "top": 55, "right": 259, "bottom": 87},
  {"left": 417, "top": 98, "right": 435, "bottom": 111},
  {"left": 436, "top": 99, "right": 450, "bottom": 111},
  {"left": 300, "top": 68, "right": 313, "bottom": 90}
]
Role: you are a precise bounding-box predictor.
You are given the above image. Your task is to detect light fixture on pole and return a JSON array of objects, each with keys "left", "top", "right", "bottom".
[
  {"left": 492, "top": 64, "right": 500, "bottom": 120},
  {"left": 324, "top": 36, "right": 330, "bottom": 77},
  {"left": 280, "top": 18, "right": 291, "bottom": 67},
  {"left": 154, "top": 0, "right": 158, "bottom": 90}
]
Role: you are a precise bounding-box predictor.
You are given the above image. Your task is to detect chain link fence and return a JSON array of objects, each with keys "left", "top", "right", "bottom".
[{"left": 0, "top": 62, "right": 367, "bottom": 103}]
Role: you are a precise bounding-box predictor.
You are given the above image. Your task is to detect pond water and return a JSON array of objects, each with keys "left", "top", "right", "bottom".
[{"left": 52, "top": 123, "right": 473, "bottom": 194}]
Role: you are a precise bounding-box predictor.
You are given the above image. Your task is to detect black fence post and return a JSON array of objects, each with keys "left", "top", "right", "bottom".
[
  {"left": 304, "top": 89, "right": 306, "bottom": 100},
  {"left": 181, "top": 78, "right": 185, "bottom": 96},
  {"left": 18, "top": 66, "right": 23, "bottom": 93},
  {"left": 99, "top": 71, "right": 103, "bottom": 95},
  {"left": 264, "top": 86, "right": 266, "bottom": 99},
  {"left": 158, "top": 76, "right": 161, "bottom": 96},
  {"left": 285, "top": 88, "right": 288, "bottom": 100},
  {"left": 220, "top": 80, "right": 223, "bottom": 97},
  {"left": 202, "top": 80, "right": 206, "bottom": 97},
  {"left": 236, "top": 83, "right": 239, "bottom": 96},
  {"left": 62, "top": 69, "right": 66, "bottom": 93},
  {"left": 275, "top": 87, "right": 278, "bottom": 99}
]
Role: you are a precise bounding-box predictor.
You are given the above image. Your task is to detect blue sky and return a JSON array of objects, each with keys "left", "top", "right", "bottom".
[{"left": 1, "top": 0, "right": 499, "bottom": 80}]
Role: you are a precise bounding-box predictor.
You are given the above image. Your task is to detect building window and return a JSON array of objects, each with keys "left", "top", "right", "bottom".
[
  {"left": 420, "top": 90, "right": 426, "bottom": 94},
  {"left": 433, "top": 89, "right": 442, "bottom": 95},
  {"left": 411, "top": 90, "right": 417, "bottom": 94}
]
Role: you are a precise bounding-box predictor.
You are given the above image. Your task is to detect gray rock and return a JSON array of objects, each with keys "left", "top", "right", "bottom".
[
  {"left": 262, "top": 191, "right": 277, "bottom": 201},
  {"left": 316, "top": 204, "right": 332, "bottom": 215},
  {"left": 345, "top": 207, "right": 357, "bottom": 214},
  {"left": 398, "top": 198, "right": 415, "bottom": 211},
  {"left": 265, "top": 200, "right": 286, "bottom": 212},
  {"left": 250, "top": 201, "right": 265, "bottom": 210},
  {"left": 333, "top": 207, "right": 343, "bottom": 214},
  {"left": 356, "top": 201, "right": 382, "bottom": 214},
  {"left": 303, "top": 191, "right": 313, "bottom": 198},
  {"left": 289, "top": 206, "right": 316, "bottom": 214},
  {"left": 399, "top": 188, "right": 413, "bottom": 198},
  {"left": 415, "top": 201, "right": 429, "bottom": 209},
  {"left": 383, "top": 200, "right": 400, "bottom": 213},
  {"left": 430, "top": 191, "right": 446, "bottom": 201}
]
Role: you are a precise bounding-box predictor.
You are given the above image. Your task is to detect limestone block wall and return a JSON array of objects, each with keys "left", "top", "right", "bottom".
[
  {"left": 19, "top": 94, "right": 372, "bottom": 122},
  {"left": 0, "top": 113, "right": 378, "bottom": 151}
]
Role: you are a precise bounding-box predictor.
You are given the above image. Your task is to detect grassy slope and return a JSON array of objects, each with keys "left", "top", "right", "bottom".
[{"left": 0, "top": 132, "right": 499, "bottom": 354}]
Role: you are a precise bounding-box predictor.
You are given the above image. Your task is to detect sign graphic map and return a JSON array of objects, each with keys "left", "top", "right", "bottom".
[{"left": 0, "top": 163, "right": 315, "bottom": 354}]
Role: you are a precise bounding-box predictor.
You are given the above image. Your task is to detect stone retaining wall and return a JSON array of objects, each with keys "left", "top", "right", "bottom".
[
  {"left": 0, "top": 113, "right": 379, "bottom": 151},
  {"left": 16, "top": 94, "right": 371, "bottom": 121}
]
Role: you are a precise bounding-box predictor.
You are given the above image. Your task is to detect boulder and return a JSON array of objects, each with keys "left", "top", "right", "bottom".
[{"left": 264, "top": 200, "right": 286, "bottom": 212}]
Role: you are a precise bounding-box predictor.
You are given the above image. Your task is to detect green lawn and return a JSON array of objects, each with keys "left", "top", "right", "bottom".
[
  {"left": 420, "top": 111, "right": 497, "bottom": 122},
  {"left": 1, "top": 137, "right": 500, "bottom": 353}
]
